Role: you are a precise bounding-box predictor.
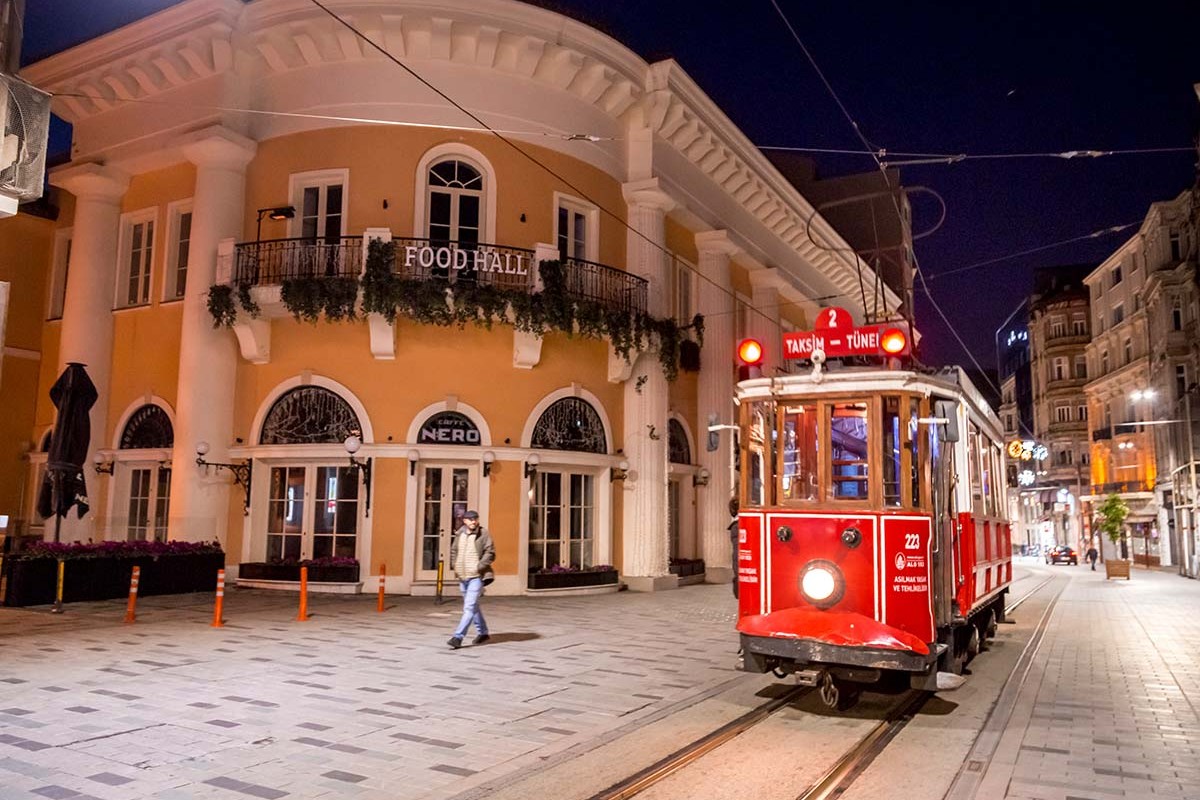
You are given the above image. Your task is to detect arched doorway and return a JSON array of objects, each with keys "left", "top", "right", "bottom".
[{"left": 118, "top": 404, "right": 174, "bottom": 542}]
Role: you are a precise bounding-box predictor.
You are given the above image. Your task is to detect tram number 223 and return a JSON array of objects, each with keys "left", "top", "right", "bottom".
[{"left": 904, "top": 533, "right": 921, "bottom": 550}]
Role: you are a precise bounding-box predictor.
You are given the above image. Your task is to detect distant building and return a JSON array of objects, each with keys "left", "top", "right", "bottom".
[
  {"left": 1084, "top": 190, "right": 1200, "bottom": 570},
  {"left": 996, "top": 300, "right": 1037, "bottom": 547}
]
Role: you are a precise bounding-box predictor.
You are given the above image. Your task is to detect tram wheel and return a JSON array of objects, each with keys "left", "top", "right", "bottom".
[
  {"left": 965, "top": 627, "right": 981, "bottom": 660},
  {"left": 984, "top": 610, "right": 998, "bottom": 639}
]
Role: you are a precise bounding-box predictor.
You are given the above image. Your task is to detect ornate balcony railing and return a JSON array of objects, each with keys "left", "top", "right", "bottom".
[
  {"left": 233, "top": 237, "right": 363, "bottom": 285},
  {"left": 228, "top": 237, "right": 649, "bottom": 317},
  {"left": 561, "top": 256, "right": 648, "bottom": 316},
  {"left": 1092, "top": 427, "right": 1112, "bottom": 441}
]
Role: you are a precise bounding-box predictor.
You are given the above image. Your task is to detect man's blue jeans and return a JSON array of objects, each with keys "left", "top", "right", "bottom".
[{"left": 453, "top": 577, "right": 488, "bottom": 638}]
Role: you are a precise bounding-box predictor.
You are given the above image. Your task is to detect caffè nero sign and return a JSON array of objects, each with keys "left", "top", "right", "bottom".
[
  {"left": 401, "top": 244, "right": 529, "bottom": 276},
  {"left": 419, "top": 412, "right": 481, "bottom": 445}
]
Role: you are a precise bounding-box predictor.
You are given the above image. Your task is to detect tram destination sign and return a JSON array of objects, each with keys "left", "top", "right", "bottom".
[{"left": 782, "top": 306, "right": 910, "bottom": 359}]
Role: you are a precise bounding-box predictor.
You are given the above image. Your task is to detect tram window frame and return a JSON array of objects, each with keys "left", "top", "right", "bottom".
[
  {"left": 778, "top": 401, "right": 819, "bottom": 502},
  {"left": 968, "top": 423, "right": 985, "bottom": 518},
  {"left": 826, "top": 400, "right": 873, "bottom": 504},
  {"left": 740, "top": 399, "right": 776, "bottom": 508}
]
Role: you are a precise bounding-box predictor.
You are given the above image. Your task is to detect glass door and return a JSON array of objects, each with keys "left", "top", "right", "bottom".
[
  {"left": 267, "top": 465, "right": 360, "bottom": 562},
  {"left": 416, "top": 464, "right": 478, "bottom": 581},
  {"left": 529, "top": 471, "right": 595, "bottom": 571},
  {"left": 126, "top": 465, "right": 171, "bottom": 542}
]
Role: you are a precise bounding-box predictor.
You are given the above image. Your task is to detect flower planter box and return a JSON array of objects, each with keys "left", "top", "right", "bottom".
[
  {"left": 0, "top": 552, "right": 225, "bottom": 607},
  {"left": 527, "top": 569, "right": 618, "bottom": 590},
  {"left": 238, "top": 562, "right": 359, "bottom": 583},
  {"left": 1104, "top": 559, "right": 1132, "bottom": 581},
  {"left": 669, "top": 560, "right": 706, "bottom": 577}
]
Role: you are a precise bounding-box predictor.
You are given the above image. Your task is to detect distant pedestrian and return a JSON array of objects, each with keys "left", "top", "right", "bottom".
[
  {"left": 1086, "top": 545, "right": 1099, "bottom": 571},
  {"left": 728, "top": 498, "right": 740, "bottom": 599},
  {"left": 447, "top": 510, "right": 495, "bottom": 649}
]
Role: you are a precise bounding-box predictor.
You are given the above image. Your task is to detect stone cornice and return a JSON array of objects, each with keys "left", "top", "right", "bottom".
[{"left": 49, "top": 163, "right": 130, "bottom": 201}]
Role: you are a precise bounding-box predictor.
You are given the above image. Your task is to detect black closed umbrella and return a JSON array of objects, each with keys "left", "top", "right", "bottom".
[{"left": 37, "top": 362, "right": 98, "bottom": 542}]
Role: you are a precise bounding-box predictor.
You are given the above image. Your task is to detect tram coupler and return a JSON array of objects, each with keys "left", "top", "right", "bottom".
[{"left": 794, "top": 668, "right": 824, "bottom": 687}]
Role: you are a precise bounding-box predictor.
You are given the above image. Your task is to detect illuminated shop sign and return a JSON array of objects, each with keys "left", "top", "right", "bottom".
[
  {"left": 419, "top": 412, "right": 481, "bottom": 445},
  {"left": 1006, "top": 439, "right": 1048, "bottom": 461},
  {"left": 400, "top": 244, "right": 529, "bottom": 276}
]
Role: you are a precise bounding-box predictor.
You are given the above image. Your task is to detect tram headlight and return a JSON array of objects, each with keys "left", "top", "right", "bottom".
[{"left": 799, "top": 560, "right": 844, "bottom": 609}]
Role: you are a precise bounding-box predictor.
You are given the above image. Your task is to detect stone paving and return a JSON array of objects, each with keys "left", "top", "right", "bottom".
[
  {"left": 0, "top": 585, "right": 741, "bottom": 800},
  {"left": 981, "top": 564, "right": 1200, "bottom": 800}
]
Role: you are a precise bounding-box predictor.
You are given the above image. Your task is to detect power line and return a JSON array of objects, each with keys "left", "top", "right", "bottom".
[
  {"left": 758, "top": 144, "right": 1196, "bottom": 165},
  {"left": 925, "top": 222, "right": 1140, "bottom": 281}
]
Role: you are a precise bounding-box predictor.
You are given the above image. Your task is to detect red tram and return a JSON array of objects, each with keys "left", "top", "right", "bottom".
[{"left": 733, "top": 321, "right": 1011, "bottom": 710}]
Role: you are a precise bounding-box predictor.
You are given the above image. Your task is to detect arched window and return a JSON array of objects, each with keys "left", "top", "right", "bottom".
[
  {"left": 119, "top": 405, "right": 174, "bottom": 450},
  {"left": 531, "top": 398, "right": 606, "bottom": 454},
  {"left": 668, "top": 419, "right": 691, "bottom": 465},
  {"left": 260, "top": 387, "right": 361, "bottom": 445},
  {"left": 427, "top": 159, "right": 483, "bottom": 245}
]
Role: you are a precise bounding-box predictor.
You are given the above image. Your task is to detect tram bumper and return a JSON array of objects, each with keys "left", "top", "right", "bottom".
[{"left": 736, "top": 608, "right": 938, "bottom": 675}]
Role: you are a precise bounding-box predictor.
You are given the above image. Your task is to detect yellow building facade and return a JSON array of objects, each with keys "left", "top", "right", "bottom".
[{"left": 10, "top": 0, "right": 897, "bottom": 595}]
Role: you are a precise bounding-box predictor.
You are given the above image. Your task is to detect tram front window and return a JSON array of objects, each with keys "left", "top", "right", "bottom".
[
  {"left": 746, "top": 402, "right": 775, "bottom": 507},
  {"left": 830, "top": 402, "right": 869, "bottom": 499},
  {"left": 781, "top": 404, "right": 818, "bottom": 501}
]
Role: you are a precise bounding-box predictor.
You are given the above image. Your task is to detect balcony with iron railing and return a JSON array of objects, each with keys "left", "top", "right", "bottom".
[
  {"left": 1092, "top": 426, "right": 1112, "bottom": 441},
  {"left": 1089, "top": 480, "right": 1155, "bottom": 496},
  {"left": 228, "top": 236, "right": 648, "bottom": 316}
]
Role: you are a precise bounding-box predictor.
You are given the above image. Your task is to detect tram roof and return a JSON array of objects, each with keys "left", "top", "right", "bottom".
[{"left": 736, "top": 366, "right": 1003, "bottom": 440}]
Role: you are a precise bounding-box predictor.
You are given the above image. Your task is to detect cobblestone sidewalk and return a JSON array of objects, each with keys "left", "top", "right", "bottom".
[
  {"left": 984, "top": 565, "right": 1200, "bottom": 799},
  {"left": 0, "top": 585, "right": 741, "bottom": 800}
]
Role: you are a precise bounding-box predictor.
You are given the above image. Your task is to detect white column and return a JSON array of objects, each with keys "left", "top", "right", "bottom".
[
  {"left": 169, "top": 127, "right": 257, "bottom": 543},
  {"left": 749, "top": 269, "right": 785, "bottom": 375},
  {"left": 620, "top": 179, "right": 675, "bottom": 591},
  {"left": 50, "top": 163, "right": 130, "bottom": 542},
  {"left": 694, "top": 230, "right": 738, "bottom": 584}
]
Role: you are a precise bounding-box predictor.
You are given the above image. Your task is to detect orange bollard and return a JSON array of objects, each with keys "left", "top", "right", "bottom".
[
  {"left": 297, "top": 566, "right": 309, "bottom": 621},
  {"left": 124, "top": 566, "right": 140, "bottom": 624},
  {"left": 377, "top": 563, "right": 386, "bottom": 612},
  {"left": 211, "top": 569, "right": 225, "bottom": 628}
]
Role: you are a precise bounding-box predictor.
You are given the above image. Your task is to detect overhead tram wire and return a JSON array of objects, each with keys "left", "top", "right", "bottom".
[
  {"left": 757, "top": 144, "right": 1196, "bottom": 166},
  {"left": 302, "top": 0, "right": 847, "bottom": 333},
  {"left": 925, "top": 222, "right": 1141, "bottom": 281},
  {"left": 768, "top": 0, "right": 1002, "bottom": 396}
]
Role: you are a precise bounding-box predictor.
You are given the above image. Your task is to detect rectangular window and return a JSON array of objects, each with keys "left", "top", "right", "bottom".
[
  {"left": 1178, "top": 365, "right": 1189, "bottom": 399},
  {"left": 312, "top": 466, "right": 359, "bottom": 559},
  {"left": 780, "top": 403, "right": 818, "bottom": 502},
  {"left": 165, "top": 202, "right": 192, "bottom": 300},
  {"left": 154, "top": 468, "right": 171, "bottom": 543},
  {"left": 1123, "top": 337, "right": 1132, "bottom": 364},
  {"left": 744, "top": 401, "right": 775, "bottom": 507},
  {"left": 1074, "top": 355, "right": 1087, "bottom": 379},
  {"left": 1111, "top": 265, "right": 1122, "bottom": 286},
  {"left": 127, "top": 468, "right": 152, "bottom": 542},
  {"left": 48, "top": 229, "right": 72, "bottom": 319},
  {"left": 1112, "top": 303, "right": 1124, "bottom": 325},
  {"left": 1170, "top": 230, "right": 1182, "bottom": 261},
  {"left": 672, "top": 258, "right": 693, "bottom": 322},
  {"left": 1071, "top": 317, "right": 1087, "bottom": 336},
  {"left": 1053, "top": 357, "right": 1067, "bottom": 381},
  {"left": 118, "top": 211, "right": 156, "bottom": 308},
  {"left": 1055, "top": 405, "right": 1071, "bottom": 423},
  {"left": 555, "top": 196, "right": 595, "bottom": 262},
  {"left": 1050, "top": 317, "right": 1066, "bottom": 338},
  {"left": 829, "top": 402, "right": 869, "bottom": 500},
  {"left": 1101, "top": 350, "right": 1109, "bottom": 373},
  {"left": 1173, "top": 303, "right": 1183, "bottom": 331},
  {"left": 290, "top": 169, "right": 348, "bottom": 244},
  {"left": 1078, "top": 404, "right": 1087, "bottom": 421}
]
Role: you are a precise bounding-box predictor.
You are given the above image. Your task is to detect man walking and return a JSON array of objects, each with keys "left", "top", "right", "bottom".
[
  {"left": 1086, "top": 544, "right": 1099, "bottom": 571},
  {"left": 448, "top": 510, "right": 495, "bottom": 649}
]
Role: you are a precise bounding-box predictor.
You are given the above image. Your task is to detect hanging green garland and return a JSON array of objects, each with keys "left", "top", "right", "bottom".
[{"left": 211, "top": 239, "right": 701, "bottom": 380}]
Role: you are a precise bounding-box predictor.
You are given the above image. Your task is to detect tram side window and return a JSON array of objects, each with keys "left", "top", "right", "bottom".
[
  {"left": 781, "top": 404, "right": 818, "bottom": 501},
  {"left": 745, "top": 402, "right": 775, "bottom": 507},
  {"left": 829, "top": 402, "right": 869, "bottom": 500},
  {"left": 968, "top": 424, "right": 984, "bottom": 517},
  {"left": 883, "top": 397, "right": 902, "bottom": 506}
]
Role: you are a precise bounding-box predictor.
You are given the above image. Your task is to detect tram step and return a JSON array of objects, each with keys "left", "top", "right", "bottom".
[{"left": 794, "top": 669, "right": 824, "bottom": 686}]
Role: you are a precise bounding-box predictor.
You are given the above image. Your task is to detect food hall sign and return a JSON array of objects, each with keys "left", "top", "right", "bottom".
[
  {"left": 419, "top": 412, "right": 481, "bottom": 445},
  {"left": 401, "top": 244, "right": 529, "bottom": 276}
]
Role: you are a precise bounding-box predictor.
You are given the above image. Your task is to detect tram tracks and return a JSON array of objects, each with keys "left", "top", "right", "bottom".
[{"left": 586, "top": 572, "right": 1064, "bottom": 800}]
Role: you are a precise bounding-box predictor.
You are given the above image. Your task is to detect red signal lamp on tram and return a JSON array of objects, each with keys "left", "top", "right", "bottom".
[
  {"left": 737, "top": 338, "right": 764, "bottom": 380},
  {"left": 880, "top": 327, "right": 908, "bottom": 355}
]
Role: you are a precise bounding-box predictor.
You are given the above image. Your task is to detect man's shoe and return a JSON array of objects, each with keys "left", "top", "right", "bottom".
[
  {"left": 447, "top": 637, "right": 463, "bottom": 650},
  {"left": 473, "top": 634, "right": 491, "bottom": 645}
]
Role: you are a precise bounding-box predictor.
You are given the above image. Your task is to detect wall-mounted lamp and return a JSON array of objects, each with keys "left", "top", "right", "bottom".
[
  {"left": 407, "top": 448, "right": 420, "bottom": 476},
  {"left": 524, "top": 453, "right": 540, "bottom": 480},
  {"left": 195, "top": 441, "right": 253, "bottom": 515},
  {"left": 93, "top": 450, "right": 114, "bottom": 475},
  {"left": 693, "top": 467, "right": 710, "bottom": 487},
  {"left": 483, "top": 450, "right": 496, "bottom": 477},
  {"left": 344, "top": 436, "right": 373, "bottom": 517},
  {"left": 612, "top": 459, "right": 630, "bottom": 482},
  {"left": 255, "top": 205, "right": 295, "bottom": 242}
]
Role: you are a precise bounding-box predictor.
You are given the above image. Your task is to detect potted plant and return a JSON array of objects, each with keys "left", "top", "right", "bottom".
[
  {"left": 1094, "top": 493, "right": 1131, "bottom": 580},
  {"left": 238, "top": 557, "right": 359, "bottom": 583},
  {"left": 527, "top": 564, "right": 618, "bottom": 590}
]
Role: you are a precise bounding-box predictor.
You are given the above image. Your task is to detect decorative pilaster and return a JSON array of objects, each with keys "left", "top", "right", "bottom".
[
  {"left": 169, "top": 127, "right": 257, "bottom": 543},
  {"left": 695, "top": 230, "right": 738, "bottom": 584},
  {"left": 50, "top": 163, "right": 131, "bottom": 542},
  {"left": 620, "top": 179, "right": 676, "bottom": 590},
  {"left": 749, "top": 268, "right": 785, "bottom": 375}
]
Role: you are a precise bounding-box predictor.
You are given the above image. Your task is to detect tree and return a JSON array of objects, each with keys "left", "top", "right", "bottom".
[{"left": 1095, "top": 493, "right": 1130, "bottom": 560}]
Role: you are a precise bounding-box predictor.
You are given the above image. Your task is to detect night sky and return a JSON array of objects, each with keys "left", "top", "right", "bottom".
[{"left": 22, "top": 1, "right": 1200, "bottom": 376}]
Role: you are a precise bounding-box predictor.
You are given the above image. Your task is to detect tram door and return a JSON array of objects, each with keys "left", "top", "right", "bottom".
[
  {"left": 929, "top": 398, "right": 960, "bottom": 626},
  {"left": 416, "top": 464, "right": 479, "bottom": 582}
]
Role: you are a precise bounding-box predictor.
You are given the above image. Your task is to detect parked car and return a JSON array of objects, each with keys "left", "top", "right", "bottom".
[{"left": 1045, "top": 545, "right": 1078, "bottom": 566}]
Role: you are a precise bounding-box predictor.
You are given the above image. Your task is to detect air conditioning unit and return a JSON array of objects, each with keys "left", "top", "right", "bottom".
[{"left": 0, "top": 72, "right": 50, "bottom": 218}]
